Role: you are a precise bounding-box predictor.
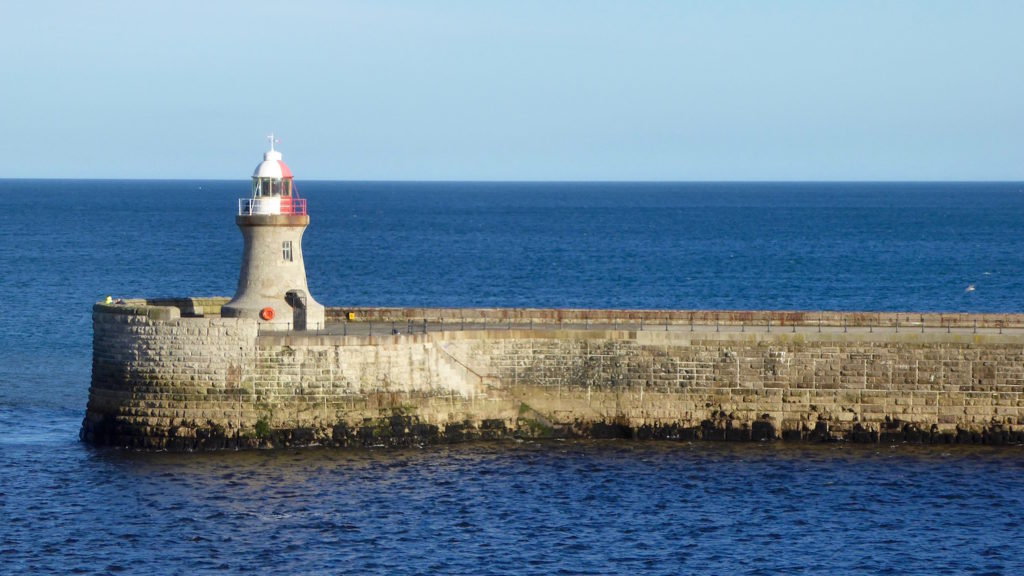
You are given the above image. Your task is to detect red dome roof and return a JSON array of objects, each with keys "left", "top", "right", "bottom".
[{"left": 253, "top": 150, "right": 293, "bottom": 179}]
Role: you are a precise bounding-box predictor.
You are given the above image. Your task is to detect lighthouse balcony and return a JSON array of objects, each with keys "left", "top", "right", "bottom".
[{"left": 239, "top": 197, "right": 307, "bottom": 216}]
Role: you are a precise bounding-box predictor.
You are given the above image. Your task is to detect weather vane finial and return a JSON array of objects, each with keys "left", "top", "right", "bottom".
[{"left": 267, "top": 132, "right": 280, "bottom": 151}]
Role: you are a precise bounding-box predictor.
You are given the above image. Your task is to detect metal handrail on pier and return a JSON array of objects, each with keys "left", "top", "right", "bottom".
[{"left": 260, "top": 316, "right": 1023, "bottom": 338}]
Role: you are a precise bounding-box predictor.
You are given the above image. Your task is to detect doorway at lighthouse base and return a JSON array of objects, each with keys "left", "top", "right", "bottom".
[{"left": 286, "top": 290, "right": 309, "bottom": 331}]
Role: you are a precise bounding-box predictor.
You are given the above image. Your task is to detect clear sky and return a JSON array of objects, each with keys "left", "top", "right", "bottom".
[{"left": 1, "top": 1, "right": 1022, "bottom": 181}]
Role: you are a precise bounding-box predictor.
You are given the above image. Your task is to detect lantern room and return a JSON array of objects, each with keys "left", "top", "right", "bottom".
[{"left": 240, "top": 134, "right": 306, "bottom": 216}]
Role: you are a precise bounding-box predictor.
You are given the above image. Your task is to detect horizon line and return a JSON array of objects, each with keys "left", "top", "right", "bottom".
[{"left": 2, "top": 177, "right": 1023, "bottom": 185}]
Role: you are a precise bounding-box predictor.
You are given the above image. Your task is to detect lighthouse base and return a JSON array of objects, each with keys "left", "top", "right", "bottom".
[{"left": 222, "top": 294, "right": 325, "bottom": 331}]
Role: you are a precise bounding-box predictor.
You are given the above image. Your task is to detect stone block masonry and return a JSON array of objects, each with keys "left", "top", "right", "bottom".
[
  {"left": 83, "top": 299, "right": 259, "bottom": 449},
  {"left": 82, "top": 299, "right": 1024, "bottom": 450}
]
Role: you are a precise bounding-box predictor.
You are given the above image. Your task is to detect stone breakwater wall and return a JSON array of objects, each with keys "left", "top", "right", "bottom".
[
  {"left": 82, "top": 299, "right": 1024, "bottom": 450},
  {"left": 83, "top": 299, "right": 258, "bottom": 449}
]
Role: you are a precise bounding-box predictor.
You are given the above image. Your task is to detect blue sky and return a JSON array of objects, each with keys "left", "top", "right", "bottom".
[{"left": 1, "top": 1, "right": 1022, "bottom": 180}]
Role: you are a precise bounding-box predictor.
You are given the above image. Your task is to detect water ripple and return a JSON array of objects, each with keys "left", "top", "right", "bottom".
[{"left": 10, "top": 440, "right": 1020, "bottom": 574}]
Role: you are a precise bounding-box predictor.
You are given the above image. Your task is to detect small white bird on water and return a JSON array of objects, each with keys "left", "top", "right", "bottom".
[{"left": 965, "top": 284, "right": 976, "bottom": 293}]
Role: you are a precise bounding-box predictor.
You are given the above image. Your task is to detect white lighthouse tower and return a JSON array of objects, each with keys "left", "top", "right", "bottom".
[{"left": 221, "top": 135, "right": 325, "bottom": 330}]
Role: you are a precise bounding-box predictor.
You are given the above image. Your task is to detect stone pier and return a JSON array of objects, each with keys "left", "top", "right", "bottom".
[{"left": 82, "top": 298, "right": 1024, "bottom": 450}]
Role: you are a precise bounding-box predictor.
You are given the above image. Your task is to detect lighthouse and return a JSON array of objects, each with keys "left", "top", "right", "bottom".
[{"left": 221, "top": 136, "right": 325, "bottom": 330}]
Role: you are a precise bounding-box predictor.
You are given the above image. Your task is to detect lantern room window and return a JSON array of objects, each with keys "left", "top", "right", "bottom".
[{"left": 252, "top": 177, "right": 292, "bottom": 197}]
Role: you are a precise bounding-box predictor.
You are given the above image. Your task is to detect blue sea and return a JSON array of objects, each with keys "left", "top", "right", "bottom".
[{"left": 3, "top": 180, "right": 1024, "bottom": 574}]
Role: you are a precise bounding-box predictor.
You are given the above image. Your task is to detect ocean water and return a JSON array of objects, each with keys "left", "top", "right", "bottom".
[{"left": 2, "top": 180, "right": 1024, "bottom": 574}]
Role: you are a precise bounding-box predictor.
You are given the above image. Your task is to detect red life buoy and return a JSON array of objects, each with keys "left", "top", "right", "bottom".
[{"left": 260, "top": 307, "right": 275, "bottom": 321}]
